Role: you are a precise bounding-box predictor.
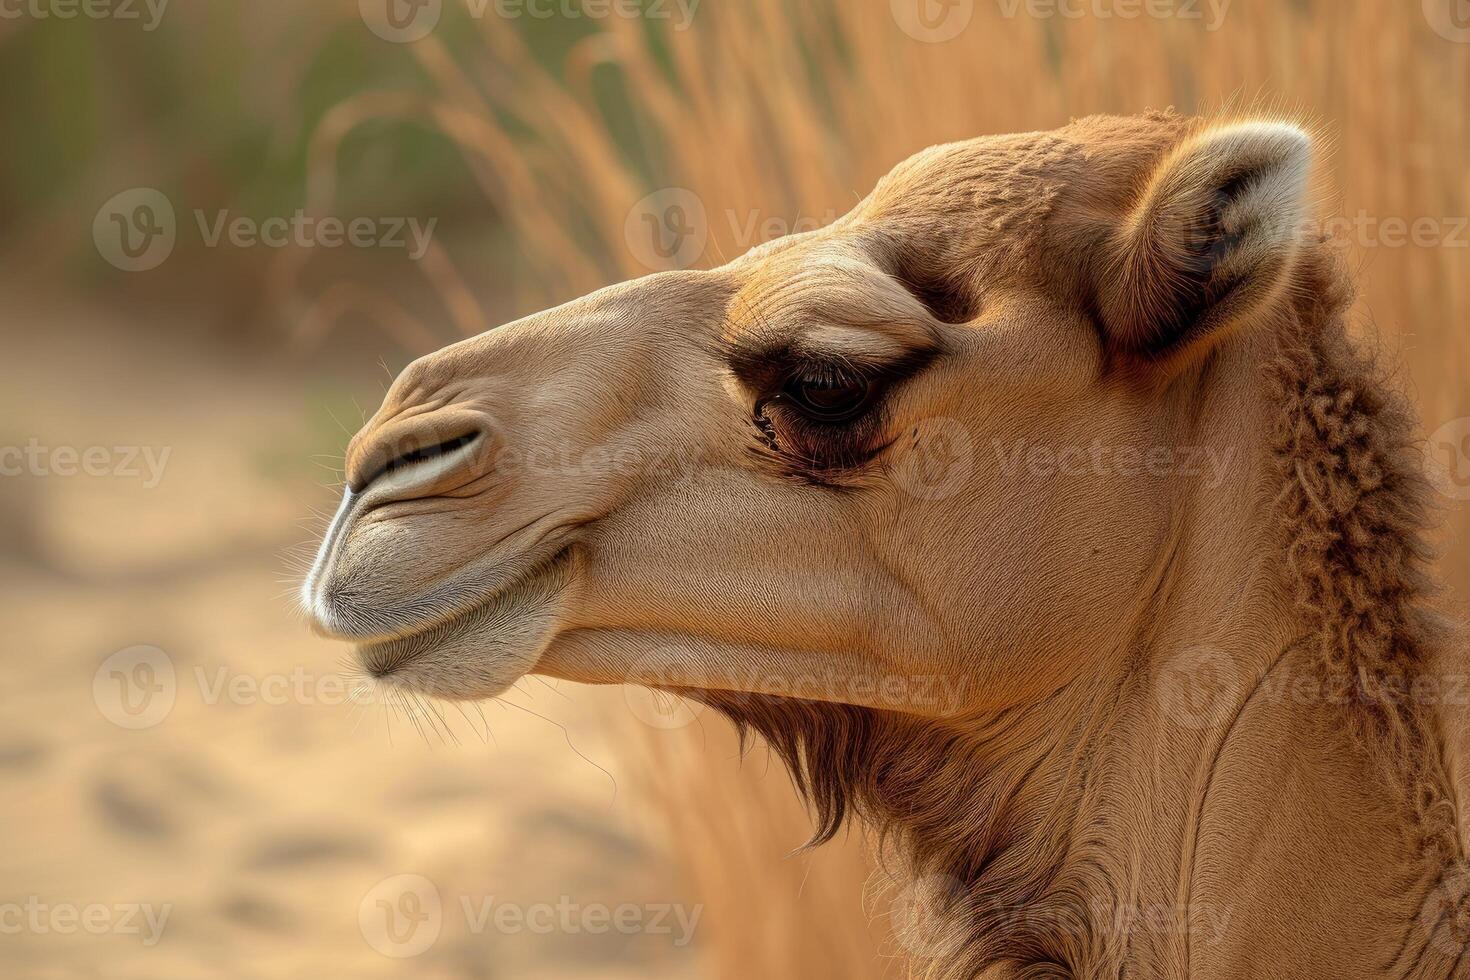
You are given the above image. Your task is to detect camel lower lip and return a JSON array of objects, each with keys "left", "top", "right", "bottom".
[{"left": 356, "top": 545, "right": 572, "bottom": 682}]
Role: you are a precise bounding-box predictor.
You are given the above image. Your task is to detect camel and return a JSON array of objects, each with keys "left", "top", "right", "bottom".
[{"left": 302, "top": 111, "right": 1470, "bottom": 978}]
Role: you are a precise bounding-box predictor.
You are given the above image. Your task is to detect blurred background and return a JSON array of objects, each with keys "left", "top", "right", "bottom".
[{"left": 2, "top": 1, "right": 1467, "bottom": 977}]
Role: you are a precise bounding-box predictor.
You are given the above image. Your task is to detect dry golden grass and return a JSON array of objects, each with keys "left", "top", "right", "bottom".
[{"left": 287, "top": 2, "right": 1470, "bottom": 974}]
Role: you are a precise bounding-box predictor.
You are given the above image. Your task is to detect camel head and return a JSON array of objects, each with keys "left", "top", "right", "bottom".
[
  {"left": 304, "top": 115, "right": 1470, "bottom": 978},
  {"left": 302, "top": 112, "right": 1314, "bottom": 720}
]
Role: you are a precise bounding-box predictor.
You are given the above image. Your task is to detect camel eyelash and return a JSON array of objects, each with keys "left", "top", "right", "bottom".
[
  {"left": 716, "top": 328, "right": 939, "bottom": 477},
  {"left": 723, "top": 337, "right": 936, "bottom": 398},
  {"left": 745, "top": 354, "right": 926, "bottom": 477}
]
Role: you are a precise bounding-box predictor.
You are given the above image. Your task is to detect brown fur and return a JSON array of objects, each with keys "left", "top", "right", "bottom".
[
  {"left": 697, "top": 242, "right": 1469, "bottom": 978},
  {"left": 1269, "top": 248, "right": 1469, "bottom": 970},
  {"left": 303, "top": 112, "right": 1470, "bottom": 978}
]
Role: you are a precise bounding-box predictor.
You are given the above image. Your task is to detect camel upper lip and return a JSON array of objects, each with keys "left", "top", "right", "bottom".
[{"left": 304, "top": 480, "right": 571, "bottom": 643}]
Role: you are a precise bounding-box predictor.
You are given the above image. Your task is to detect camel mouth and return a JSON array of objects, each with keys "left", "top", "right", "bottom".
[{"left": 354, "top": 544, "right": 575, "bottom": 697}]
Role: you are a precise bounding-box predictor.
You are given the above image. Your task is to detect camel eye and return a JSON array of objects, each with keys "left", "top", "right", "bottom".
[{"left": 783, "top": 372, "right": 877, "bottom": 423}]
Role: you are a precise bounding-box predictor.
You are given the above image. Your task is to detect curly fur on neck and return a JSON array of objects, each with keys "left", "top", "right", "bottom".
[{"left": 1269, "top": 246, "right": 1466, "bottom": 968}]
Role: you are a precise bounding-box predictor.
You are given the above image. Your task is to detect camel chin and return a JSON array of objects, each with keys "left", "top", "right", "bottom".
[{"left": 348, "top": 546, "right": 573, "bottom": 702}]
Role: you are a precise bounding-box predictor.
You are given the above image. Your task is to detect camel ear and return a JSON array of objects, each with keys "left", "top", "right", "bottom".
[{"left": 1097, "top": 121, "right": 1312, "bottom": 359}]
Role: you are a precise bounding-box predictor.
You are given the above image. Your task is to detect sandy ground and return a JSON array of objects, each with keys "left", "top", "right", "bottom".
[{"left": 0, "top": 302, "right": 705, "bottom": 979}]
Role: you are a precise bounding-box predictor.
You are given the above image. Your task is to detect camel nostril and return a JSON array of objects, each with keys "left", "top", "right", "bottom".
[{"left": 352, "top": 430, "right": 483, "bottom": 493}]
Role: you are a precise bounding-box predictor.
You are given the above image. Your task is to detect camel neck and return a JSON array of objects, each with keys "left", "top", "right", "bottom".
[
  {"left": 923, "top": 532, "right": 1457, "bottom": 978},
  {"left": 930, "top": 308, "right": 1468, "bottom": 977}
]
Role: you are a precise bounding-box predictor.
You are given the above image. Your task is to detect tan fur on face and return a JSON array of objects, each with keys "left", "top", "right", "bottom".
[{"left": 304, "top": 112, "right": 1470, "bottom": 978}]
